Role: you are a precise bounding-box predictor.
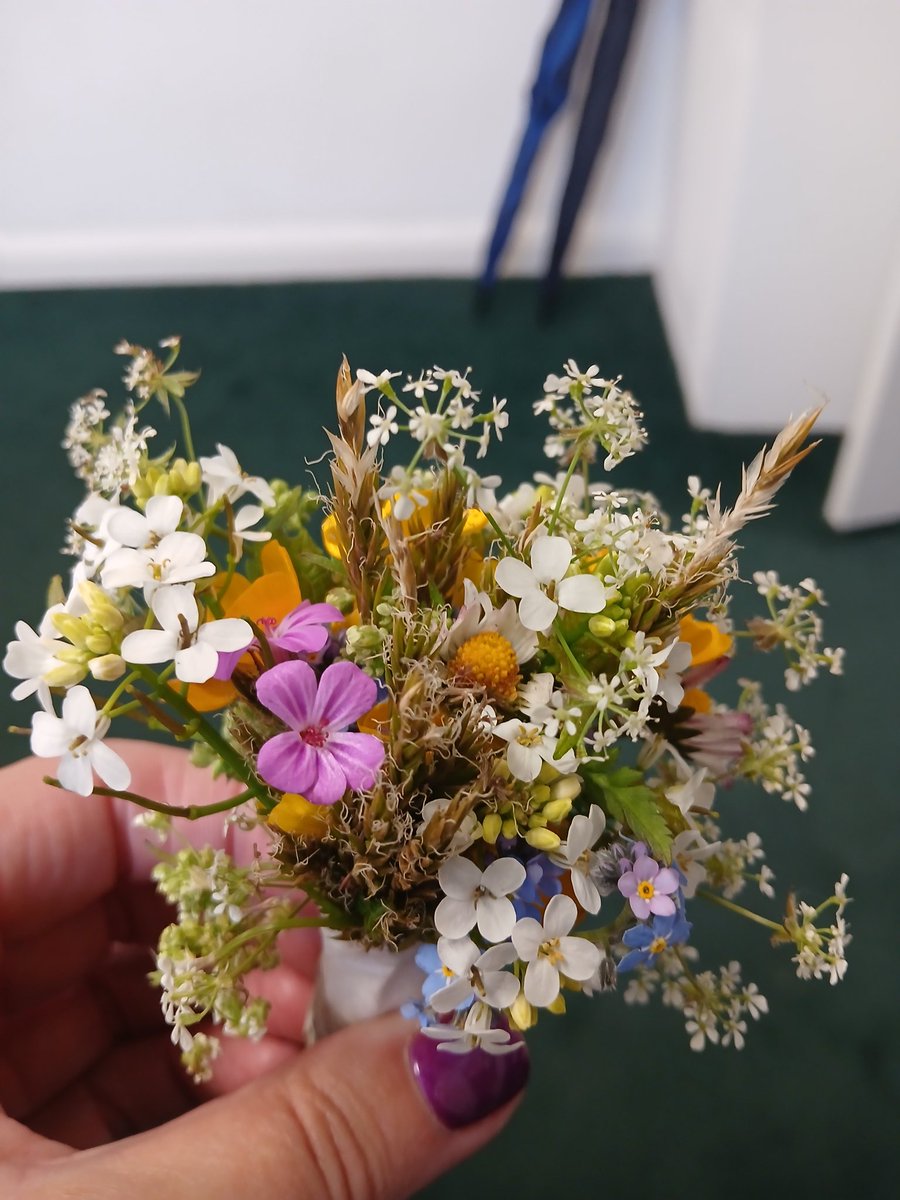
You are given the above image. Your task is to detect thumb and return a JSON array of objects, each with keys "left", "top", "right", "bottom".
[{"left": 69, "top": 1014, "right": 529, "bottom": 1200}]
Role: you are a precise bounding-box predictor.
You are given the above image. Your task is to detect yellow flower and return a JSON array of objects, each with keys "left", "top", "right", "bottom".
[
  {"left": 678, "top": 614, "right": 733, "bottom": 666},
  {"left": 267, "top": 793, "right": 329, "bottom": 837}
]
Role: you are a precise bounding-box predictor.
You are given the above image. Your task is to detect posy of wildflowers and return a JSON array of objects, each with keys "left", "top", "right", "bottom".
[{"left": 4, "top": 339, "right": 849, "bottom": 1077}]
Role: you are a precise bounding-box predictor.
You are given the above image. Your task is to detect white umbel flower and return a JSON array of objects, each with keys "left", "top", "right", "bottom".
[
  {"left": 511, "top": 893, "right": 602, "bottom": 1007},
  {"left": 549, "top": 804, "right": 607, "bottom": 914},
  {"left": 495, "top": 535, "right": 610, "bottom": 633},
  {"left": 30, "top": 686, "right": 131, "bottom": 796},
  {"left": 434, "top": 856, "right": 527, "bottom": 943},
  {"left": 430, "top": 938, "right": 520, "bottom": 1014},
  {"left": 199, "top": 444, "right": 275, "bottom": 508},
  {"left": 120, "top": 584, "right": 252, "bottom": 683}
]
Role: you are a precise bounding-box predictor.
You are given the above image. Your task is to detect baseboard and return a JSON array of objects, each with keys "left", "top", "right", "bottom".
[{"left": 0, "top": 218, "right": 655, "bottom": 290}]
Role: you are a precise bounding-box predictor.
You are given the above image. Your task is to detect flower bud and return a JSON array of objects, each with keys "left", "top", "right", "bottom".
[
  {"left": 88, "top": 653, "right": 127, "bottom": 681},
  {"left": 525, "top": 827, "right": 561, "bottom": 852},
  {"left": 542, "top": 796, "right": 573, "bottom": 825},
  {"left": 509, "top": 991, "right": 536, "bottom": 1031},
  {"left": 324, "top": 587, "right": 355, "bottom": 614},
  {"left": 481, "top": 813, "right": 502, "bottom": 845},
  {"left": 588, "top": 614, "right": 617, "bottom": 639},
  {"left": 550, "top": 774, "right": 582, "bottom": 803}
]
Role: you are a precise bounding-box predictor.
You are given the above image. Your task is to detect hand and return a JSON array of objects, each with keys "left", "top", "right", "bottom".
[{"left": 0, "top": 743, "right": 528, "bottom": 1199}]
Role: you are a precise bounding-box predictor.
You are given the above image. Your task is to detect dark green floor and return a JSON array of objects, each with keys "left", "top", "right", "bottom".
[{"left": 1, "top": 279, "right": 897, "bottom": 1198}]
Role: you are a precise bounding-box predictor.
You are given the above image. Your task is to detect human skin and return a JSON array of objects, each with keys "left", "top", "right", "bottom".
[{"left": 0, "top": 742, "right": 523, "bottom": 1200}]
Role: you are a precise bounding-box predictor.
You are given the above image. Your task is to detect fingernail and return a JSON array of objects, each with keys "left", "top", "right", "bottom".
[{"left": 407, "top": 1031, "right": 530, "bottom": 1129}]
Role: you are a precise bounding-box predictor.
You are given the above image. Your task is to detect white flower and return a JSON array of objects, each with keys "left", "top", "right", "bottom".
[
  {"left": 421, "top": 1007, "right": 520, "bottom": 1056},
  {"left": 402, "top": 373, "right": 438, "bottom": 400},
  {"left": 666, "top": 766, "right": 715, "bottom": 817},
  {"left": 3, "top": 619, "right": 67, "bottom": 701},
  {"left": 434, "top": 856, "right": 527, "bottom": 942},
  {"left": 416, "top": 797, "right": 478, "bottom": 853},
  {"left": 366, "top": 405, "right": 399, "bottom": 448},
  {"left": 357, "top": 368, "right": 400, "bottom": 391},
  {"left": 120, "top": 584, "right": 252, "bottom": 683},
  {"left": 671, "top": 829, "right": 720, "bottom": 898},
  {"left": 494, "top": 535, "right": 610, "bottom": 632},
  {"left": 621, "top": 633, "right": 691, "bottom": 710},
  {"left": 492, "top": 718, "right": 577, "bottom": 782},
  {"left": 102, "top": 529, "right": 216, "bottom": 596},
  {"left": 440, "top": 582, "right": 538, "bottom": 668},
  {"left": 64, "top": 493, "right": 122, "bottom": 572},
  {"left": 199, "top": 444, "right": 275, "bottom": 508},
  {"left": 549, "top": 804, "right": 607, "bottom": 913},
  {"left": 488, "top": 397, "right": 509, "bottom": 438},
  {"left": 429, "top": 938, "right": 520, "bottom": 1014},
  {"left": 511, "top": 894, "right": 601, "bottom": 1007},
  {"left": 30, "top": 685, "right": 131, "bottom": 796},
  {"left": 408, "top": 407, "right": 448, "bottom": 444},
  {"left": 107, "top": 494, "right": 184, "bottom": 549},
  {"left": 232, "top": 505, "right": 271, "bottom": 557}
]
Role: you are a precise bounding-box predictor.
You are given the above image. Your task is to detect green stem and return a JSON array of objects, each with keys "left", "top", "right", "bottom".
[
  {"left": 554, "top": 622, "right": 589, "bottom": 681},
  {"left": 483, "top": 510, "right": 516, "bottom": 557},
  {"left": 696, "top": 888, "right": 783, "bottom": 933},
  {"left": 171, "top": 392, "right": 196, "bottom": 461},
  {"left": 136, "top": 667, "right": 273, "bottom": 808},
  {"left": 43, "top": 776, "right": 254, "bottom": 820},
  {"left": 100, "top": 669, "right": 143, "bottom": 717},
  {"left": 547, "top": 446, "right": 583, "bottom": 534}
]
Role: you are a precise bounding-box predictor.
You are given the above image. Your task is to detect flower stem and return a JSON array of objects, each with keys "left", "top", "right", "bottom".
[
  {"left": 547, "top": 447, "right": 583, "bottom": 534},
  {"left": 171, "top": 392, "right": 196, "bottom": 462},
  {"left": 696, "top": 888, "right": 783, "bottom": 933},
  {"left": 43, "top": 776, "right": 255, "bottom": 820}
]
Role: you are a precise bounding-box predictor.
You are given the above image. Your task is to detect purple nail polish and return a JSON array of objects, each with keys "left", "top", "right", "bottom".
[{"left": 407, "top": 1031, "right": 530, "bottom": 1129}]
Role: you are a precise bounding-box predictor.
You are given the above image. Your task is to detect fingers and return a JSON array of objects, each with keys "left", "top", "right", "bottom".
[{"left": 53, "top": 1015, "right": 529, "bottom": 1200}]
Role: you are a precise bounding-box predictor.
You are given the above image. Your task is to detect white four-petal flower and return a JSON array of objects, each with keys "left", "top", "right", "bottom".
[
  {"left": 30, "top": 685, "right": 131, "bottom": 797},
  {"left": 3, "top": 619, "right": 67, "bottom": 701},
  {"left": 430, "top": 937, "right": 520, "bottom": 1014},
  {"left": 434, "top": 856, "right": 527, "bottom": 942},
  {"left": 106, "top": 494, "right": 184, "bottom": 550},
  {"left": 492, "top": 718, "right": 577, "bottom": 782},
  {"left": 511, "top": 893, "right": 601, "bottom": 1007},
  {"left": 120, "top": 584, "right": 252, "bottom": 683},
  {"left": 199, "top": 444, "right": 275, "bottom": 508},
  {"left": 102, "top": 529, "right": 216, "bottom": 597},
  {"left": 549, "top": 804, "right": 607, "bottom": 914},
  {"left": 494, "top": 535, "right": 610, "bottom": 633}
]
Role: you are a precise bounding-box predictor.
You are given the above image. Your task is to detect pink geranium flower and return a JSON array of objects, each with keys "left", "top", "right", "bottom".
[
  {"left": 214, "top": 600, "right": 342, "bottom": 681},
  {"left": 256, "top": 659, "right": 385, "bottom": 806},
  {"left": 617, "top": 853, "right": 680, "bottom": 920}
]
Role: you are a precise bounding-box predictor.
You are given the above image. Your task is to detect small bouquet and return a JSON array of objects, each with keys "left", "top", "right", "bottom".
[{"left": 4, "top": 341, "right": 849, "bottom": 1080}]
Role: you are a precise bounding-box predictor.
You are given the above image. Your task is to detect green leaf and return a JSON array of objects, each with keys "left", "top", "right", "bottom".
[{"left": 582, "top": 765, "right": 673, "bottom": 861}]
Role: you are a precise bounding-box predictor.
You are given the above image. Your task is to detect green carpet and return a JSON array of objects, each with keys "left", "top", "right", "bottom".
[{"left": 1, "top": 279, "right": 896, "bottom": 1198}]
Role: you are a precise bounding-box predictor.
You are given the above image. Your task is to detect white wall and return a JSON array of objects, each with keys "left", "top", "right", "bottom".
[{"left": 0, "top": 0, "right": 683, "bottom": 287}]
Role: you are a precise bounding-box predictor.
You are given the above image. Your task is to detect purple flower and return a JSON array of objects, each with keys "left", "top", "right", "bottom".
[
  {"left": 214, "top": 600, "right": 343, "bottom": 681},
  {"left": 256, "top": 659, "right": 385, "bottom": 805},
  {"left": 618, "top": 911, "right": 692, "bottom": 972},
  {"left": 512, "top": 854, "right": 563, "bottom": 920},
  {"left": 617, "top": 852, "right": 680, "bottom": 919}
]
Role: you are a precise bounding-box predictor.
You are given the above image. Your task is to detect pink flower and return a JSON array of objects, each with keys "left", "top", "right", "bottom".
[
  {"left": 256, "top": 659, "right": 385, "bottom": 805},
  {"left": 213, "top": 600, "right": 342, "bottom": 681},
  {"left": 617, "top": 853, "right": 680, "bottom": 920}
]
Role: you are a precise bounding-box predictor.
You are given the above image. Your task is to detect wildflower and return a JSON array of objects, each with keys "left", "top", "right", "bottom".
[
  {"left": 255, "top": 659, "right": 385, "bottom": 805},
  {"left": 3, "top": 619, "right": 67, "bottom": 701},
  {"left": 442, "top": 585, "right": 537, "bottom": 702},
  {"left": 618, "top": 911, "right": 692, "bottom": 972},
  {"left": 618, "top": 851, "right": 680, "bottom": 919},
  {"left": 30, "top": 685, "right": 131, "bottom": 796},
  {"left": 495, "top": 535, "right": 610, "bottom": 633},
  {"left": 511, "top": 854, "right": 563, "bottom": 919},
  {"left": 492, "top": 717, "right": 577, "bottom": 783},
  {"left": 434, "top": 855, "right": 527, "bottom": 942},
  {"left": 511, "top": 893, "right": 602, "bottom": 1007},
  {"left": 421, "top": 1006, "right": 520, "bottom": 1055},
  {"left": 102, "top": 529, "right": 215, "bottom": 597},
  {"left": 199, "top": 444, "right": 275, "bottom": 508},
  {"left": 428, "top": 938, "right": 520, "bottom": 1014},
  {"left": 549, "top": 804, "right": 607, "bottom": 914},
  {"left": 106, "top": 493, "right": 185, "bottom": 549},
  {"left": 402, "top": 373, "right": 438, "bottom": 400},
  {"left": 621, "top": 633, "right": 692, "bottom": 711},
  {"left": 357, "top": 368, "right": 400, "bottom": 391},
  {"left": 121, "top": 584, "right": 253, "bottom": 684},
  {"left": 366, "top": 405, "right": 399, "bottom": 447},
  {"left": 232, "top": 505, "right": 271, "bottom": 556}
]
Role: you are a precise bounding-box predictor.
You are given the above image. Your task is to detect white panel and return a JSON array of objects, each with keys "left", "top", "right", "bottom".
[
  {"left": 0, "top": 0, "right": 683, "bottom": 287},
  {"left": 656, "top": 0, "right": 900, "bottom": 435}
]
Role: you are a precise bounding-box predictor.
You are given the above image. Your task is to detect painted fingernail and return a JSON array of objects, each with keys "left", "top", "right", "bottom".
[{"left": 407, "top": 1030, "right": 530, "bottom": 1129}]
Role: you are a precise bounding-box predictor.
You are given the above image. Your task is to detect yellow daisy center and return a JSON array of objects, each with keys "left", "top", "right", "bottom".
[{"left": 449, "top": 631, "right": 520, "bottom": 701}]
